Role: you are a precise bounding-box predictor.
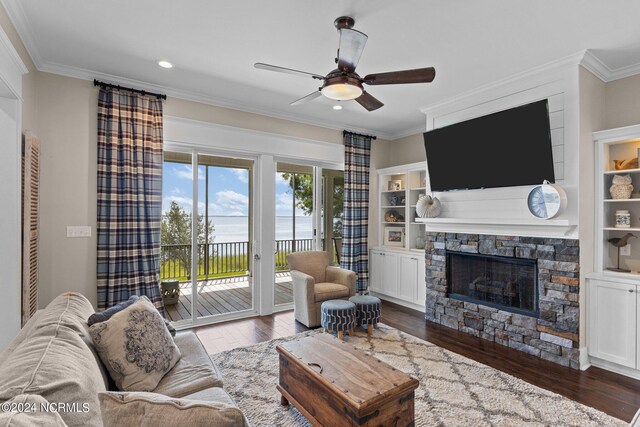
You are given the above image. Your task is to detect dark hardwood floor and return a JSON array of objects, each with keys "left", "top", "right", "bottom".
[{"left": 194, "top": 300, "right": 640, "bottom": 422}]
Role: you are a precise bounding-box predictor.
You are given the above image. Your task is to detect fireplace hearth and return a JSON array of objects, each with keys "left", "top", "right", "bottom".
[
  {"left": 424, "top": 232, "right": 580, "bottom": 369},
  {"left": 447, "top": 252, "right": 538, "bottom": 317}
]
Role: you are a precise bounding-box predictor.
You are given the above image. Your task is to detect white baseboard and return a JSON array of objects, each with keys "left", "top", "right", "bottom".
[
  {"left": 589, "top": 356, "right": 640, "bottom": 380},
  {"left": 579, "top": 347, "right": 591, "bottom": 371}
]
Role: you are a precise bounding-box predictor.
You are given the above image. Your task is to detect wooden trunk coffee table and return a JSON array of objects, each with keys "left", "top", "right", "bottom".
[{"left": 276, "top": 334, "right": 419, "bottom": 426}]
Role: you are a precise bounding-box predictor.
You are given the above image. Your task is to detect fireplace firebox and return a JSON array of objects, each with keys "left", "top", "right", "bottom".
[{"left": 447, "top": 251, "right": 538, "bottom": 317}]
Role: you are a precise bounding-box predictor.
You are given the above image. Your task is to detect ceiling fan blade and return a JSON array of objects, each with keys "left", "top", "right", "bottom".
[
  {"left": 355, "top": 91, "right": 383, "bottom": 111},
  {"left": 290, "top": 91, "right": 322, "bottom": 106},
  {"left": 364, "top": 67, "right": 436, "bottom": 85},
  {"left": 337, "top": 28, "right": 368, "bottom": 73},
  {"left": 254, "top": 63, "right": 325, "bottom": 80}
]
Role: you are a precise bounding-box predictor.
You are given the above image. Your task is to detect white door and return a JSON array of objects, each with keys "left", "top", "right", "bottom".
[
  {"left": 588, "top": 279, "right": 637, "bottom": 368},
  {"left": 383, "top": 252, "right": 399, "bottom": 297},
  {"left": 369, "top": 250, "right": 384, "bottom": 292},
  {"left": 399, "top": 255, "right": 418, "bottom": 301}
]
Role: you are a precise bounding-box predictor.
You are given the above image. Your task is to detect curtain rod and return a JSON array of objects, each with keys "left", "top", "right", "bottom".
[
  {"left": 93, "top": 79, "right": 167, "bottom": 100},
  {"left": 343, "top": 130, "right": 377, "bottom": 140}
]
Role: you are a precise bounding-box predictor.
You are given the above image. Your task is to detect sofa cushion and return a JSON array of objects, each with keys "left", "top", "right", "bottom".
[
  {"left": 89, "top": 296, "right": 181, "bottom": 392},
  {"left": 0, "top": 294, "right": 106, "bottom": 427},
  {"left": 98, "top": 390, "right": 248, "bottom": 427},
  {"left": 87, "top": 295, "right": 139, "bottom": 325},
  {"left": 153, "top": 332, "right": 223, "bottom": 397},
  {"left": 314, "top": 282, "right": 350, "bottom": 302},
  {"left": 0, "top": 394, "right": 67, "bottom": 426}
]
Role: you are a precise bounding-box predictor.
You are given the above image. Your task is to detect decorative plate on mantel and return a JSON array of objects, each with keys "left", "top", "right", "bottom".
[{"left": 526, "top": 181, "right": 567, "bottom": 219}]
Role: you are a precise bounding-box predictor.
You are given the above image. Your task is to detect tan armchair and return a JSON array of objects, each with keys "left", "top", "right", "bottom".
[{"left": 286, "top": 251, "right": 356, "bottom": 327}]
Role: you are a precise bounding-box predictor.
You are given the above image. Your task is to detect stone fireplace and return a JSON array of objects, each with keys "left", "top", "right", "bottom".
[{"left": 425, "top": 232, "right": 580, "bottom": 368}]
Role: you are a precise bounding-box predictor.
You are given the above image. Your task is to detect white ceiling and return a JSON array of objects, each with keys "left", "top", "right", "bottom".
[{"left": 4, "top": 0, "right": 640, "bottom": 139}]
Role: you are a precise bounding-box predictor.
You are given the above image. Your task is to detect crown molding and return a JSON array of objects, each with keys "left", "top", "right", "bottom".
[
  {"left": 390, "top": 124, "right": 425, "bottom": 140},
  {"left": 580, "top": 50, "right": 612, "bottom": 82},
  {"left": 0, "top": 19, "right": 27, "bottom": 74},
  {"left": 0, "top": 0, "right": 43, "bottom": 67},
  {"left": 581, "top": 49, "right": 640, "bottom": 83}
]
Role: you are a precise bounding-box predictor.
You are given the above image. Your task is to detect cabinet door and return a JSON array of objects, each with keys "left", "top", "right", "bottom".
[
  {"left": 588, "top": 279, "right": 637, "bottom": 368},
  {"left": 416, "top": 256, "right": 426, "bottom": 307},
  {"left": 382, "top": 252, "right": 399, "bottom": 297},
  {"left": 369, "top": 251, "right": 384, "bottom": 292},
  {"left": 399, "top": 256, "right": 418, "bottom": 301}
]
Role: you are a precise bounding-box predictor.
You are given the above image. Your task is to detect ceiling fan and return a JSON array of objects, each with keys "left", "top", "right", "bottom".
[{"left": 254, "top": 16, "right": 435, "bottom": 112}]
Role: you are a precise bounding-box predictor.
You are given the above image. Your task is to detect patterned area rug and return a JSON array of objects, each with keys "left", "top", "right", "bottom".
[{"left": 210, "top": 324, "right": 626, "bottom": 427}]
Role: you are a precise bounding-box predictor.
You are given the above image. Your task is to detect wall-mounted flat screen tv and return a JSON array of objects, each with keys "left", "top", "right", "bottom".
[{"left": 423, "top": 99, "right": 554, "bottom": 192}]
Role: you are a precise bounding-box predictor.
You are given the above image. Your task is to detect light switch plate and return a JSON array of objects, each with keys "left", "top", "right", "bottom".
[
  {"left": 620, "top": 243, "right": 631, "bottom": 257},
  {"left": 67, "top": 226, "right": 92, "bottom": 238}
]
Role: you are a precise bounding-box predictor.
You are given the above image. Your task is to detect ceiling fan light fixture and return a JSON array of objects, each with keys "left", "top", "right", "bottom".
[{"left": 321, "top": 83, "right": 363, "bottom": 101}]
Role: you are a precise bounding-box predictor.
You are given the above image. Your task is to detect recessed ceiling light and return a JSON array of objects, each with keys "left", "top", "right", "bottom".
[
  {"left": 157, "top": 60, "right": 173, "bottom": 69},
  {"left": 332, "top": 105, "right": 343, "bottom": 110}
]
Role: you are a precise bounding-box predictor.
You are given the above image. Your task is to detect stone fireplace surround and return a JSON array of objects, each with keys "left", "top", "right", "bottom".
[{"left": 424, "top": 232, "right": 580, "bottom": 369}]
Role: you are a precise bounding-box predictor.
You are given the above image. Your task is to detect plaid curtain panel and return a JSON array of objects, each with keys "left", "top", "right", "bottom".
[
  {"left": 341, "top": 132, "right": 372, "bottom": 293},
  {"left": 96, "top": 89, "right": 164, "bottom": 310}
]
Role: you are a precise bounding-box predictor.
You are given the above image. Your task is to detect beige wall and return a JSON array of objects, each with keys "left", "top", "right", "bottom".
[
  {"left": 36, "top": 74, "right": 98, "bottom": 306},
  {"left": 604, "top": 74, "right": 640, "bottom": 129}
]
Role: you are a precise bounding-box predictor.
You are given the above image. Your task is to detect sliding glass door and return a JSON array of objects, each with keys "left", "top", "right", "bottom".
[
  {"left": 161, "top": 151, "right": 255, "bottom": 325},
  {"left": 274, "top": 163, "right": 316, "bottom": 308},
  {"left": 273, "top": 164, "right": 344, "bottom": 310}
]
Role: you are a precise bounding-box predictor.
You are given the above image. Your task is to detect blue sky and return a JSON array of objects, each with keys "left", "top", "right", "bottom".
[{"left": 162, "top": 162, "right": 307, "bottom": 217}]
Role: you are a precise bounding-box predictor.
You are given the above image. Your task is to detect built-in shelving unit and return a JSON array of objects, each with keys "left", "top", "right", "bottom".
[
  {"left": 588, "top": 124, "right": 640, "bottom": 379},
  {"left": 377, "top": 162, "right": 427, "bottom": 251},
  {"left": 594, "top": 124, "right": 640, "bottom": 277}
]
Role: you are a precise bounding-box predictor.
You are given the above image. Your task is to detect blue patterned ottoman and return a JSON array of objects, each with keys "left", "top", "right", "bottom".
[
  {"left": 320, "top": 300, "right": 356, "bottom": 340},
  {"left": 349, "top": 295, "right": 381, "bottom": 336}
]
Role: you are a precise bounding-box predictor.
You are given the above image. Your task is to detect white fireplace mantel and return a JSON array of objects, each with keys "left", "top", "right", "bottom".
[{"left": 416, "top": 217, "right": 577, "bottom": 238}]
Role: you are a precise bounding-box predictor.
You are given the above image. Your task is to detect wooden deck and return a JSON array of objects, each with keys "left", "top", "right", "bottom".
[{"left": 165, "top": 272, "right": 293, "bottom": 321}]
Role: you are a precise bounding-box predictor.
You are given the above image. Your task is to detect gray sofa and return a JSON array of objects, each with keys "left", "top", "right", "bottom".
[{"left": 0, "top": 292, "right": 248, "bottom": 426}]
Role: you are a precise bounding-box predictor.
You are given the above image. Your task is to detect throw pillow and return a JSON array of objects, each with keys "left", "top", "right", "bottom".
[
  {"left": 0, "top": 394, "right": 68, "bottom": 426},
  {"left": 89, "top": 296, "right": 181, "bottom": 392},
  {"left": 87, "top": 295, "right": 139, "bottom": 325},
  {"left": 98, "top": 391, "right": 247, "bottom": 427},
  {"left": 88, "top": 295, "right": 177, "bottom": 336}
]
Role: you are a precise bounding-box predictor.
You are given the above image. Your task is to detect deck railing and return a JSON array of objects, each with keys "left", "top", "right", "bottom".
[{"left": 160, "top": 238, "right": 322, "bottom": 281}]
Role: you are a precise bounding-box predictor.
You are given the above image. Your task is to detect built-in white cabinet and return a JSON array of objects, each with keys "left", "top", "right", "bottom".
[
  {"left": 588, "top": 125, "right": 640, "bottom": 379},
  {"left": 370, "top": 248, "right": 426, "bottom": 312},
  {"left": 372, "top": 161, "right": 428, "bottom": 312},
  {"left": 588, "top": 279, "right": 637, "bottom": 369}
]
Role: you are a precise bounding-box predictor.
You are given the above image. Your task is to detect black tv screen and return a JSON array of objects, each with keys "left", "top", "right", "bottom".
[{"left": 423, "top": 100, "right": 554, "bottom": 192}]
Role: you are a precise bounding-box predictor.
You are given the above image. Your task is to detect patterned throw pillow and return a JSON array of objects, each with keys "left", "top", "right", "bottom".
[
  {"left": 89, "top": 296, "right": 181, "bottom": 392},
  {"left": 88, "top": 295, "right": 176, "bottom": 336}
]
